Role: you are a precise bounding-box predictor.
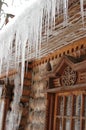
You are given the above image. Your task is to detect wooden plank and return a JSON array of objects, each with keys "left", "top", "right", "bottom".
[
  {"left": 32, "top": 37, "right": 86, "bottom": 67},
  {"left": 70, "top": 95, "right": 74, "bottom": 130},
  {"left": 20, "top": 96, "right": 29, "bottom": 103},
  {"left": 53, "top": 94, "right": 57, "bottom": 130},
  {"left": 22, "top": 89, "right": 30, "bottom": 96},
  {"left": 57, "top": 91, "right": 86, "bottom": 96},
  {"left": 0, "top": 69, "right": 17, "bottom": 79},
  {"left": 45, "top": 83, "right": 86, "bottom": 93},
  {"left": 49, "top": 96, "right": 53, "bottom": 130},
  {"left": 24, "top": 72, "right": 32, "bottom": 79},
  {"left": 44, "top": 94, "right": 50, "bottom": 130},
  {"left": 23, "top": 79, "right": 31, "bottom": 86},
  {"left": 62, "top": 96, "right": 66, "bottom": 130},
  {"left": 80, "top": 94, "right": 84, "bottom": 130}
]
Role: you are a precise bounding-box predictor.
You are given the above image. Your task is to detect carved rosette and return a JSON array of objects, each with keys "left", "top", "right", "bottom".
[{"left": 61, "top": 66, "right": 77, "bottom": 86}]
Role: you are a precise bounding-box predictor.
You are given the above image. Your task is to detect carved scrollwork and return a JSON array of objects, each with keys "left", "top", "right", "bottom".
[{"left": 61, "top": 66, "right": 77, "bottom": 86}]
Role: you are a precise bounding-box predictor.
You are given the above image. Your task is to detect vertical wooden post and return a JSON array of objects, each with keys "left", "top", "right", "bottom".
[
  {"left": 45, "top": 94, "right": 50, "bottom": 130},
  {"left": 48, "top": 94, "right": 55, "bottom": 130},
  {"left": 70, "top": 95, "right": 74, "bottom": 130},
  {"left": 62, "top": 96, "right": 66, "bottom": 130},
  {"left": 80, "top": 94, "right": 84, "bottom": 130},
  {"left": 53, "top": 94, "right": 57, "bottom": 130}
]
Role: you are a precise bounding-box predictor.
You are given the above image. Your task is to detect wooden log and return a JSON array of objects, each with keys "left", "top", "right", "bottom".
[
  {"left": 24, "top": 79, "right": 31, "bottom": 86},
  {"left": 22, "top": 89, "right": 30, "bottom": 96},
  {"left": 24, "top": 72, "right": 32, "bottom": 79},
  {"left": 21, "top": 96, "right": 29, "bottom": 103},
  {"left": 0, "top": 69, "right": 17, "bottom": 79}
]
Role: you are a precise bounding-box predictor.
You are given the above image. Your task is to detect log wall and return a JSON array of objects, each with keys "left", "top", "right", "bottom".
[{"left": 25, "top": 38, "right": 86, "bottom": 130}]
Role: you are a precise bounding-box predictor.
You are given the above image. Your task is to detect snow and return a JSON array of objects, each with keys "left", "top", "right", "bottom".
[
  {"left": 3, "top": 0, "right": 33, "bottom": 15},
  {"left": 0, "top": 0, "right": 85, "bottom": 88}
]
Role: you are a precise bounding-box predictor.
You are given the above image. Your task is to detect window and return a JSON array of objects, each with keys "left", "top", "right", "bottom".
[
  {"left": 54, "top": 91, "right": 86, "bottom": 130},
  {"left": 44, "top": 56, "right": 86, "bottom": 130}
]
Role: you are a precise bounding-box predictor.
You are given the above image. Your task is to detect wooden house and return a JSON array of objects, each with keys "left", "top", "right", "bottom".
[{"left": 0, "top": 0, "right": 86, "bottom": 130}]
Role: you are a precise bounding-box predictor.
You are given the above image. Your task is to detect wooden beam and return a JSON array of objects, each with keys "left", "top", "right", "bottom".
[
  {"left": 33, "top": 37, "right": 86, "bottom": 67},
  {"left": 44, "top": 83, "right": 86, "bottom": 93},
  {"left": 0, "top": 69, "right": 17, "bottom": 79}
]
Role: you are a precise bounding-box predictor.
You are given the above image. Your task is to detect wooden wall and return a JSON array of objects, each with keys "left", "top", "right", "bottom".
[{"left": 24, "top": 37, "right": 86, "bottom": 130}]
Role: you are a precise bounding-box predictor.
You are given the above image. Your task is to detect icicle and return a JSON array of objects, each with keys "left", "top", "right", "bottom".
[
  {"left": 80, "top": 0, "right": 84, "bottom": 26},
  {"left": 0, "top": 100, "right": 4, "bottom": 130},
  {"left": 0, "top": 87, "right": 2, "bottom": 98},
  {"left": 21, "top": 41, "right": 26, "bottom": 90},
  {"left": 56, "top": 0, "right": 60, "bottom": 17},
  {"left": 51, "top": 0, "right": 56, "bottom": 28},
  {"left": 63, "top": 0, "right": 68, "bottom": 26},
  {"left": 38, "top": 9, "right": 43, "bottom": 57},
  {"left": 5, "top": 72, "right": 23, "bottom": 130}
]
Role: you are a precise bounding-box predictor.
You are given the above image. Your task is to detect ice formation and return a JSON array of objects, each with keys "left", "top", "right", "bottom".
[
  {"left": 0, "top": 0, "right": 85, "bottom": 129},
  {"left": 0, "top": 100, "right": 4, "bottom": 130},
  {"left": 0, "top": 0, "right": 85, "bottom": 87},
  {"left": 5, "top": 73, "right": 22, "bottom": 130},
  {"left": 80, "top": 0, "right": 84, "bottom": 24}
]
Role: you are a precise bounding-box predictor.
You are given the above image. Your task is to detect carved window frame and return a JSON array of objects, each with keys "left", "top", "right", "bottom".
[{"left": 44, "top": 56, "right": 86, "bottom": 130}]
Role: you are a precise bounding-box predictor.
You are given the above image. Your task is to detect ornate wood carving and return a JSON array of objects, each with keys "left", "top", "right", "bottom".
[
  {"left": 33, "top": 37, "right": 86, "bottom": 67},
  {"left": 44, "top": 56, "right": 86, "bottom": 130},
  {"left": 46, "top": 61, "right": 52, "bottom": 71},
  {"left": 78, "top": 72, "right": 86, "bottom": 83},
  {"left": 61, "top": 66, "right": 77, "bottom": 86},
  {"left": 44, "top": 56, "right": 86, "bottom": 90},
  {"left": 53, "top": 78, "right": 61, "bottom": 87}
]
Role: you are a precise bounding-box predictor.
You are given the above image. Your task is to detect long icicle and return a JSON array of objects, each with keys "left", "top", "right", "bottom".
[
  {"left": 63, "top": 0, "right": 68, "bottom": 26},
  {"left": 80, "top": 0, "right": 84, "bottom": 26}
]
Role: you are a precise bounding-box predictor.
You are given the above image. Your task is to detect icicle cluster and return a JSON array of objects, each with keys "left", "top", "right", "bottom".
[
  {"left": 0, "top": 0, "right": 85, "bottom": 87},
  {"left": 5, "top": 73, "right": 22, "bottom": 130}
]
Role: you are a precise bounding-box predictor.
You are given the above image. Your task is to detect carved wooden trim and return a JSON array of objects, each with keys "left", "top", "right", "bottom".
[
  {"left": 44, "top": 55, "right": 86, "bottom": 130},
  {"left": 0, "top": 69, "right": 17, "bottom": 79},
  {"left": 78, "top": 72, "right": 86, "bottom": 83},
  {"left": 61, "top": 66, "right": 77, "bottom": 86},
  {"left": 33, "top": 37, "right": 86, "bottom": 67},
  {"left": 45, "top": 83, "right": 86, "bottom": 93}
]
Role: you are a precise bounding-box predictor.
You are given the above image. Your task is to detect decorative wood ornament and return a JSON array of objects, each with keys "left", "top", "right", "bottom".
[
  {"left": 43, "top": 56, "right": 86, "bottom": 130},
  {"left": 61, "top": 66, "right": 77, "bottom": 86},
  {"left": 46, "top": 61, "right": 52, "bottom": 71}
]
